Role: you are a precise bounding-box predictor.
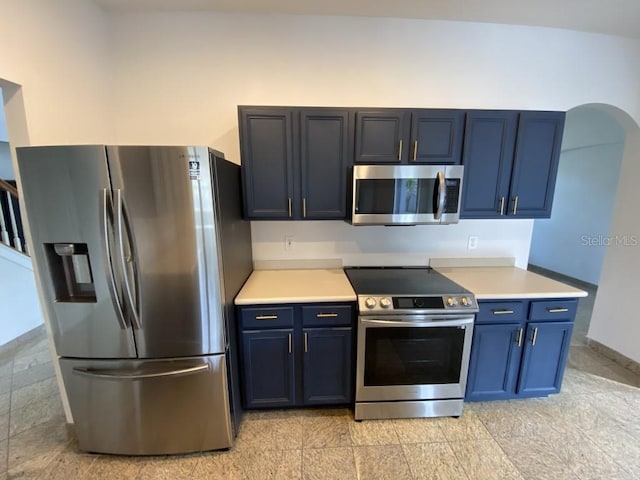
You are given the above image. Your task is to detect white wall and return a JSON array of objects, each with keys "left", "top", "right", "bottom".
[
  {"left": 529, "top": 107, "right": 625, "bottom": 284},
  {"left": 589, "top": 124, "right": 640, "bottom": 363},
  {"left": 252, "top": 220, "right": 534, "bottom": 268},
  {"left": 0, "top": 88, "right": 12, "bottom": 179},
  {"left": 0, "top": 0, "right": 114, "bottom": 146},
  {"left": 108, "top": 13, "right": 640, "bottom": 270},
  {"left": 0, "top": 245, "right": 42, "bottom": 345},
  {"left": 0, "top": 87, "right": 7, "bottom": 141}
]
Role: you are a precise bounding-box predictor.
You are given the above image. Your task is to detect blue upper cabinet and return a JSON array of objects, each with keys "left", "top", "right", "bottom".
[
  {"left": 460, "top": 111, "right": 518, "bottom": 218},
  {"left": 355, "top": 109, "right": 465, "bottom": 164},
  {"left": 410, "top": 109, "right": 466, "bottom": 164},
  {"left": 300, "top": 110, "right": 351, "bottom": 219},
  {"left": 239, "top": 106, "right": 352, "bottom": 220},
  {"left": 509, "top": 111, "right": 565, "bottom": 218},
  {"left": 239, "top": 108, "right": 295, "bottom": 219},
  {"left": 460, "top": 110, "right": 565, "bottom": 219},
  {"left": 354, "top": 110, "right": 410, "bottom": 163}
]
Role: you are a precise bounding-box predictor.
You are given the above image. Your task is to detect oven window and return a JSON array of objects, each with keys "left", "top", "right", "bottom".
[
  {"left": 364, "top": 326, "right": 464, "bottom": 386},
  {"left": 355, "top": 179, "right": 437, "bottom": 215}
]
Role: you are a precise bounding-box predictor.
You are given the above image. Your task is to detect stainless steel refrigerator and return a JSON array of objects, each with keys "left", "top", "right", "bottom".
[{"left": 17, "top": 145, "right": 253, "bottom": 455}]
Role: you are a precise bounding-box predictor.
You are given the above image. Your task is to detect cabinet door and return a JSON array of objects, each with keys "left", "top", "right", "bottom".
[
  {"left": 517, "top": 321, "right": 573, "bottom": 397},
  {"left": 241, "top": 330, "right": 295, "bottom": 408},
  {"left": 409, "top": 110, "right": 465, "bottom": 164},
  {"left": 300, "top": 110, "right": 351, "bottom": 219},
  {"left": 303, "top": 328, "right": 352, "bottom": 405},
  {"left": 508, "top": 111, "right": 565, "bottom": 218},
  {"left": 354, "top": 110, "right": 409, "bottom": 163},
  {"left": 239, "top": 108, "right": 295, "bottom": 219},
  {"left": 465, "top": 323, "right": 524, "bottom": 401},
  {"left": 460, "top": 111, "right": 518, "bottom": 219}
]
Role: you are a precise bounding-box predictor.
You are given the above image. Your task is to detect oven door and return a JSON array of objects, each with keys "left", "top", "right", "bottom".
[
  {"left": 351, "top": 165, "right": 463, "bottom": 225},
  {"left": 356, "top": 315, "right": 474, "bottom": 402}
]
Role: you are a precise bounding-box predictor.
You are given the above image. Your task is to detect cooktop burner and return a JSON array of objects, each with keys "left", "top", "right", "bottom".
[{"left": 344, "top": 267, "right": 478, "bottom": 315}]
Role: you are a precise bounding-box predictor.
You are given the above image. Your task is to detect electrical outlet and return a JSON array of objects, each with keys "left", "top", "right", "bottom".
[
  {"left": 285, "top": 235, "right": 295, "bottom": 251},
  {"left": 468, "top": 236, "right": 479, "bottom": 250}
]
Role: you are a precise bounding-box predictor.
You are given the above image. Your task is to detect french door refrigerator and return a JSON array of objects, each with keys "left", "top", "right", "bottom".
[{"left": 17, "top": 145, "right": 253, "bottom": 455}]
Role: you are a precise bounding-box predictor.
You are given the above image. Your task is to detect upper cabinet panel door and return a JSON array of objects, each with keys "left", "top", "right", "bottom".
[
  {"left": 300, "top": 110, "right": 351, "bottom": 219},
  {"left": 460, "top": 111, "right": 518, "bottom": 218},
  {"left": 410, "top": 110, "right": 465, "bottom": 164},
  {"left": 354, "top": 110, "right": 409, "bottom": 163},
  {"left": 508, "top": 111, "right": 565, "bottom": 218},
  {"left": 239, "top": 109, "right": 295, "bottom": 219}
]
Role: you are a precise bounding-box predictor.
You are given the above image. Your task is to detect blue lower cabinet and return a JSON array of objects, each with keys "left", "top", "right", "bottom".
[
  {"left": 241, "top": 329, "right": 295, "bottom": 408},
  {"left": 465, "top": 324, "right": 524, "bottom": 401},
  {"left": 466, "top": 299, "right": 576, "bottom": 402},
  {"left": 517, "top": 322, "right": 573, "bottom": 397},
  {"left": 303, "top": 328, "right": 353, "bottom": 405},
  {"left": 238, "top": 303, "right": 355, "bottom": 409}
]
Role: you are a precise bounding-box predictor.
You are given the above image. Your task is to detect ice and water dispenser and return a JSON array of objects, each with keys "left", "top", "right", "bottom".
[{"left": 45, "top": 243, "right": 96, "bottom": 302}]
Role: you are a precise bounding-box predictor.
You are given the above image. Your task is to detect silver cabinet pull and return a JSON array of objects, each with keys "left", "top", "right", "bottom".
[
  {"left": 316, "top": 313, "right": 338, "bottom": 318},
  {"left": 491, "top": 309, "right": 514, "bottom": 315},
  {"left": 516, "top": 327, "right": 523, "bottom": 347},
  {"left": 288, "top": 333, "right": 292, "bottom": 353},
  {"left": 547, "top": 308, "right": 569, "bottom": 313},
  {"left": 512, "top": 196, "right": 519, "bottom": 215},
  {"left": 499, "top": 196, "right": 505, "bottom": 216},
  {"left": 303, "top": 197, "right": 307, "bottom": 218},
  {"left": 531, "top": 327, "right": 538, "bottom": 346},
  {"left": 255, "top": 315, "right": 278, "bottom": 320},
  {"left": 413, "top": 140, "right": 418, "bottom": 161},
  {"left": 304, "top": 332, "right": 308, "bottom": 353},
  {"left": 398, "top": 139, "right": 403, "bottom": 161},
  {"left": 288, "top": 197, "right": 292, "bottom": 218}
]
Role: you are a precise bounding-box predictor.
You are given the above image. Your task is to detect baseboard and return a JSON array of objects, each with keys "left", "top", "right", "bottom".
[{"left": 587, "top": 338, "right": 640, "bottom": 376}]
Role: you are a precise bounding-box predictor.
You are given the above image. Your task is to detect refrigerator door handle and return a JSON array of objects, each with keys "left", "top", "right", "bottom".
[
  {"left": 100, "top": 188, "right": 129, "bottom": 329},
  {"left": 72, "top": 363, "right": 210, "bottom": 380},
  {"left": 114, "top": 189, "right": 142, "bottom": 330}
]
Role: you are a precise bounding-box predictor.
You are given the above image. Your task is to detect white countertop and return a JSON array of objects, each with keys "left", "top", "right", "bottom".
[
  {"left": 235, "top": 269, "right": 357, "bottom": 305},
  {"left": 435, "top": 266, "right": 588, "bottom": 300}
]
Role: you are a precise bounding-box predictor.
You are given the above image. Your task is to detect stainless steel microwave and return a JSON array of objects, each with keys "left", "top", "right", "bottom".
[{"left": 350, "top": 165, "right": 464, "bottom": 226}]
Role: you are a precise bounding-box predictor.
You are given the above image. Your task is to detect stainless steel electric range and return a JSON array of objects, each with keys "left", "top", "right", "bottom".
[{"left": 344, "top": 267, "right": 479, "bottom": 420}]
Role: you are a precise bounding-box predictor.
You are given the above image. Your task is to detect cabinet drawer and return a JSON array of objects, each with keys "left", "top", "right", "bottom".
[
  {"left": 476, "top": 301, "right": 525, "bottom": 324},
  {"left": 240, "top": 306, "right": 294, "bottom": 329},
  {"left": 302, "top": 305, "right": 353, "bottom": 327},
  {"left": 529, "top": 299, "right": 578, "bottom": 321}
]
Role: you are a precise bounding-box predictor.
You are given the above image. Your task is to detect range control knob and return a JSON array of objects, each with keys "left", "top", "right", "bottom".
[
  {"left": 446, "top": 296, "right": 456, "bottom": 307},
  {"left": 380, "top": 297, "right": 392, "bottom": 309},
  {"left": 461, "top": 297, "right": 469, "bottom": 306},
  {"left": 364, "top": 297, "right": 377, "bottom": 309}
]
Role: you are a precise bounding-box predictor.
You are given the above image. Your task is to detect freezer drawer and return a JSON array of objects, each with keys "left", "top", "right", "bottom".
[{"left": 60, "top": 355, "right": 233, "bottom": 455}]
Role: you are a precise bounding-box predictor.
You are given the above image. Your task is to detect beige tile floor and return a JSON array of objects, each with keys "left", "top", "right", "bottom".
[{"left": 1, "top": 277, "right": 639, "bottom": 480}]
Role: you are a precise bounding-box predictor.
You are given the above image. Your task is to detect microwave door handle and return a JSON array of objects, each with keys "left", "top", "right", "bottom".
[{"left": 434, "top": 171, "right": 446, "bottom": 220}]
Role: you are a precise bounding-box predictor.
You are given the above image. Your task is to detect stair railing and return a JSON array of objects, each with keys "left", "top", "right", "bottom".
[{"left": 0, "top": 178, "right": 27, "bottom": 255}]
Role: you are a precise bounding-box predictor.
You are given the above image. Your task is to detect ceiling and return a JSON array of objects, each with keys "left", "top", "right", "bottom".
[{"left": 92, "top": 0, "right": 640, "bottom": 39}]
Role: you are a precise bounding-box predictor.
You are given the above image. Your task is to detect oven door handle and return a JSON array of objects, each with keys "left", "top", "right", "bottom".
[{"left": 360, "top": 317, "right": 474, "bottom": 328}]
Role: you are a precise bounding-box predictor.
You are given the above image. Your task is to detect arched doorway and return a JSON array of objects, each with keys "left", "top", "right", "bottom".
[{"left": 529, "top": 103, "right": 640, "bottom": 380}]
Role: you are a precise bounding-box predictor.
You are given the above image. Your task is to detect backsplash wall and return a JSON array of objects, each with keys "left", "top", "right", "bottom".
[{"left": 251, "top": 219, "right": 534, "bottom": 268}]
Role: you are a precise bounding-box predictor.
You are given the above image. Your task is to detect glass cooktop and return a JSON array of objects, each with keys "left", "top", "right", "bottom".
[{"left": 344, "top": 267, "right": 472, "bottom": 296}]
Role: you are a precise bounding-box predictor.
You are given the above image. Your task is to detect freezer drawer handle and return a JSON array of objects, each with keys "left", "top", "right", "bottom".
[
  {"left": 546, "top": 307, "right": 569, "bottom": 313},
  {"left": 72, "top": 363, "right": 210, "bottom": 380},
  {"left": 316, "top": 313, "right": 338, "bottom": 318},
  {"left": 255, "top": 315, "right": 278, "bottom": 320}
]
